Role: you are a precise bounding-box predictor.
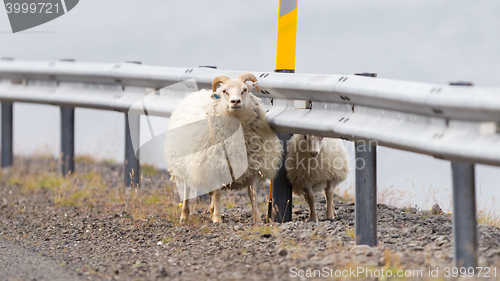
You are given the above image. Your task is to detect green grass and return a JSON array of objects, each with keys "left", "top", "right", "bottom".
[
  {"left": 55, "top": 190, "right": 90, "bottom": 207},
  {"left": 144, "top": 194, "right": 161, "bottom": 206},
  {"left": 224, "top": 200, "right": 235, "bottom": 209},
  {"left": 161, "top": 237, "right": 176, "bottom": 243},
  {"left": 74, "top": 154, "right": 95, "bottom": 164},
  {"left": 345, "top": 227, "right": 355, "bottom": 239},
  {"left": 141, "top": 164, "right": 158, "bottom": 177}
]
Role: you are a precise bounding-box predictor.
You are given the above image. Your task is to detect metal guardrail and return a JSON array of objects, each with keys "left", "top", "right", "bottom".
[{"left": 1, "top": 59, "right": 498, "bottom": 268}]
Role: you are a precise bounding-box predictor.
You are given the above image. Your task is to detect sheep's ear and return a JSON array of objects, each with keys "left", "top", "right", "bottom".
[
  {"left": 238, "top": 73, "right": 259, "bottom": 93},
  {"left": 245, "top": 81, "right": 259, "bottom": 91},
  {"left": 249, "top": 81, "right": 259, "bottom": 93}
]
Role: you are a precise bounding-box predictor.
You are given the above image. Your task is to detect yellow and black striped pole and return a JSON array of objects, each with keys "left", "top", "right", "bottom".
[
  {"left": 271, "top": 0, "right": 298, "bottom": 223},
  {"left": 275, "top": 0, "right": 298, "bottom": 72}
]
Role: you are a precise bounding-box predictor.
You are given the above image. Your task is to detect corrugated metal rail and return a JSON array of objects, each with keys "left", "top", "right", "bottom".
[{"left": 1, "top": 59, "right": 498, "bottom": 268}]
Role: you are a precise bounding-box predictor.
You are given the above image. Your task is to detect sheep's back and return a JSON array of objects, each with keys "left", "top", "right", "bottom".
[
  {"left": 166, "top": 89, "right": 222, "bottom": 190},
  {"left": 286, "top": 136, "right": 349, "bottom": 195}
]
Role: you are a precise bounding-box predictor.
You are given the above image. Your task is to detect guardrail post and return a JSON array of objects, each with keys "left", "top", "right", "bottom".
[
  {"left": 450, "top": 81, "right": 477, "bottom": 268},
  {"left": 272, "top": 69, "right": 294, "bottom": 223},
  {"left": 60, "top": 106, "right": 75, "bottom": 175},
  {"left": 355, "top": 72, "right": 378, "bottom": 246},
  {"left": 451, "top": 162, "right": 477, "bottom": 268},
  {"left": 1, "top": 102, "right": 13, "bottom": 167},
  {"left": 272, "top": 132, "right": 293, "bottom": 223},
  {"left": 125, "top": 113, "right": 140, "bottom": 187},
  {"left": 355, "top": 141, "right": 377, "bottom": 246}
]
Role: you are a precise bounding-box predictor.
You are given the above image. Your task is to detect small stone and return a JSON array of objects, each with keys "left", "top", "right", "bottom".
[
  {"left": 157, "top": 241, "right": 163, "bottom": 246},
  {"left": 431, "top": 204, "right": 444, "bottom": 215},
  {"left": 280, "top": 222, "right": 295, "bottom": 231},
  {"left": 233, "top": 225, "right": 242, "bottom": 231},
  {"left": 350, "top": 245, "right": 373, "bottom": 256},
  {"left": 157, "top": 268, "right": 169, "bottom": 278},
  {"left": 435, "top": 236, "right": 448, "bottom": 246},
  {"left": 486, "top": 249, "right": 500, "bottom": 257},
  {"left": 278, "top": 248, "right": 288, "bottom": 257}
]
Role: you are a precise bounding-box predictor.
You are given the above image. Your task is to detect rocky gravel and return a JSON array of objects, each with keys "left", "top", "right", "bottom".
[{"left": 1, "top": 157, "right": 500, "bottom": 280}]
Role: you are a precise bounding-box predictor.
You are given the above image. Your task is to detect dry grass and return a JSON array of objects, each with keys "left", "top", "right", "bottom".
[
  {"left": 345, "top": 227, "right": 355, "bottom": 239},
  {"left": 5, "top": 155, "right": 500, "bottom": 228},
  {"left": 249, "top": 225, "right": 281, "bottom": 235},
  {"left": 74, "top": 154, "right": 95, "bottom": 164},
  {"left": 3, "top": 156, "right": 183, "bottom": 224},
  {"left": 378, "top": 184, "right": 417, "bottom": 208},
  {"left": 477, "top": 191, "right": 500, "bottom": 227},
  {"left": 140, "top": 164, "right": 159, "bottom": 177}
]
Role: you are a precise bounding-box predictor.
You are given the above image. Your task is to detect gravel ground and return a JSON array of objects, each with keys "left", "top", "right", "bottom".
[
  {"left": 1, "top": 157, "right": 500, "bottom": 280},
  {"left": 0, "top": 238, "right": 80, "bottom": 281}
]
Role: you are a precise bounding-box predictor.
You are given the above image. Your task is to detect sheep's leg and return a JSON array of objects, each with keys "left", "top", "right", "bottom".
[
  {"left": 303, "top": 186, "right": 317, "bottom": 222},
  {"left": 211, "top": 189, "right": 223, "bottom": 223},
  {"left": 325, "top": 180, "right": 337, "bottom": 220},
  {"left": 180, "top": 185, "right": 190, "bottom": 223},
  {"left": 208, "top": 191, "right": 214, "bottom": 219},
  {"left": 247, "top": 177, "right": 262, "bottom": 224}
]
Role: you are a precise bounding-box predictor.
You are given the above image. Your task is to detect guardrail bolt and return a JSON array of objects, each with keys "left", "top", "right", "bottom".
[{"left": 354, "top": 72, "right": 377, "bottom": 78}]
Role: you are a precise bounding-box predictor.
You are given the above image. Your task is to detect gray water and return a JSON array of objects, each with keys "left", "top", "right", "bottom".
[{"left": 1, "top": 1, "right": 499, "bottom": 211}]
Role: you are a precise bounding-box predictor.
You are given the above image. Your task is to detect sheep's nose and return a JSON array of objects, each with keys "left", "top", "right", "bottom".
[
  {"left": 310, "top": 152, "right": 318, "bottom": 157},
  {"left": 231, "top": 99, "right": 241, "bottom": 105}
]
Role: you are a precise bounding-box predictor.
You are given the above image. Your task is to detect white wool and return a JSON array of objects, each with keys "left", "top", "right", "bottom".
[
  {"left": 286, "top": 134, "right": 349, "bottom": 195},
  {"left": 166, "top": 89, "right": 282, "bottom": 191}
]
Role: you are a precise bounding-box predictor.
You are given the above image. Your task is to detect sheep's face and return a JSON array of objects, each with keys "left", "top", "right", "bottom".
[
  {"left": 220, "top": 80, "right": 251, "bottom": 111},
  {"left": 212, "top": 73, "right": 259, "bottom": 115},
  {"left": 304, "top": 135, "right": 324, "bottom": 157}
]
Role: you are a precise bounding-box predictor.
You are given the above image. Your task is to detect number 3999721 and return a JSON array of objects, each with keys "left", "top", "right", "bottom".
[{"left": 5, "top": 3, "right": 61, "bottom": 14}]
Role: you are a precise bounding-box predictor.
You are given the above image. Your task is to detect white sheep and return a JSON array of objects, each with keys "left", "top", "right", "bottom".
[
  {"left": 286, "top": 134, "right": 349, "bottom": 221},
  {"left": 166, "top": 73, "right": 282, "bottom": 223}
]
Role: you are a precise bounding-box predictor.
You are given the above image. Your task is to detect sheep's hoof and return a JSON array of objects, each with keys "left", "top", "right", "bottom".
[
  {"left": 180, "top": 216, "right": 188, "bottom": 224},
  {"left": 306, "top": 218, "right": 318, "bottom": 223},
  {"left": 326, "top": 217, "right": 339, "bottom": 222},
  {"left": 212, "top": 216, "right": 222, "bottom": 223},
  {"left": 253, "top": 216, "right": 263, "bottom": 224}
]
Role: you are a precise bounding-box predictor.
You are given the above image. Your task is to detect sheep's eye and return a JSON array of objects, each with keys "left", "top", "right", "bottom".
[
  {"left": 242, "top": 89, "right": 247, "bottom": 94},
  {"left": 223, "top": 90, "right": 228, "bottom": 95}
]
